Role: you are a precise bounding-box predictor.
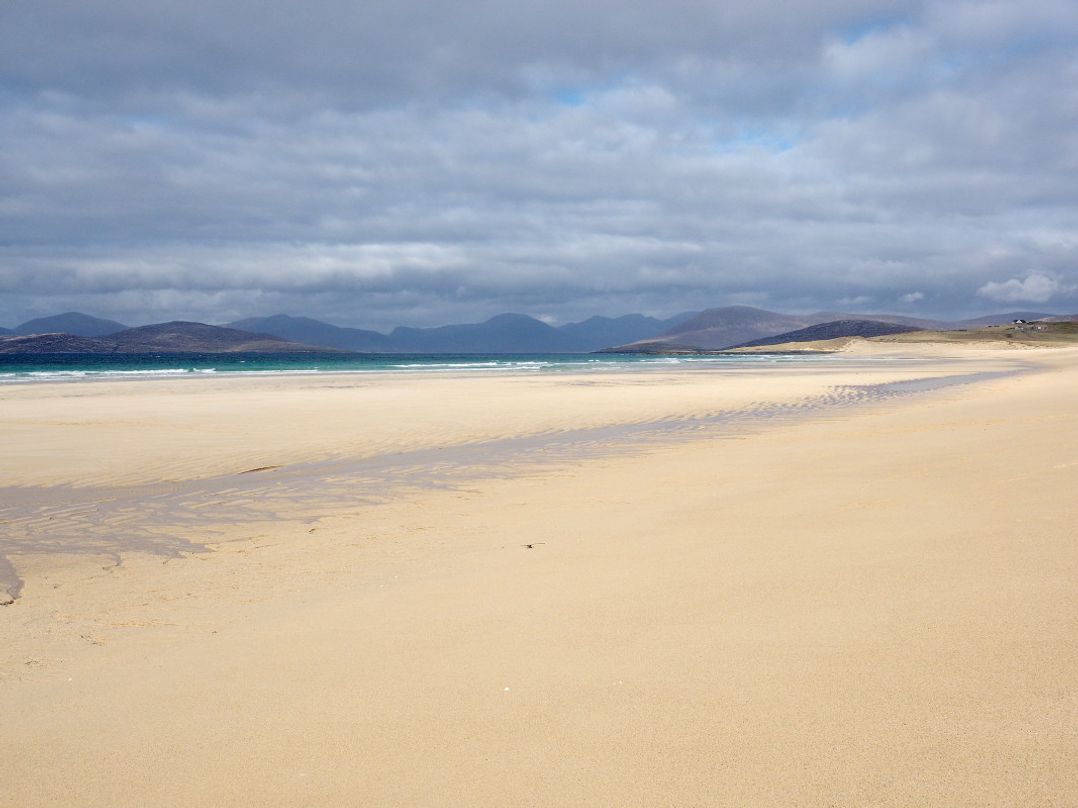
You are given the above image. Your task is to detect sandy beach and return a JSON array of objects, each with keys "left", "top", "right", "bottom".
[{"left": 2, "top": 346, "right": 1077, "bottom": 806}]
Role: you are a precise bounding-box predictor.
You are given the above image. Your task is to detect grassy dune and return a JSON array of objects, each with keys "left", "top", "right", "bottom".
[
  {"left": 874, "top": 320, "right": 1078, "bottom": 344},
  {"left": 730, "top": 321, "right": 1078, "bottom": 353}
]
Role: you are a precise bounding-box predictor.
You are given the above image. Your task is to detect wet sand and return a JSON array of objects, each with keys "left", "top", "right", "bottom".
[{"left": 2, "top": 348, "right": 1076, "bottom": 806}]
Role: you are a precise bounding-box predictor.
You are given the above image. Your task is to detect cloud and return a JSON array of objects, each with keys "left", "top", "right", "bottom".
[
  {"left": 976, "top": 272, "right": 1075, "bottom": 304},
  {"left": 1, "top": 0, "right": 1077, "bottom": 327},
  {"left": 834, "top": 295, "right": 874, "bottom": 307},
  {"left": 0, "top": 1, "right": 923, "bottom": 108}
]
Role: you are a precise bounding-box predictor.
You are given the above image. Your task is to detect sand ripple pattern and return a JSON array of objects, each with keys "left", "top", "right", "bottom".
[{"left": 0, "top": 371, "right": 1013, "bottom": 599}]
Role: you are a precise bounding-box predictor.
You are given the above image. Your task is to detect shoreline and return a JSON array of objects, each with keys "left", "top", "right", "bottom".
[
  {"left": 0, "top": 350, "right": 928, "bottom": 387},
  {"left": 0, "top": 361, "right": 1029, "bottom": 603}
]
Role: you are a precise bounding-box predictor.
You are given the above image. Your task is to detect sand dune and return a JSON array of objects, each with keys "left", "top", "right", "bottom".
[{"left": 730, "top": 320, "right": 1078, "bottom": 355}]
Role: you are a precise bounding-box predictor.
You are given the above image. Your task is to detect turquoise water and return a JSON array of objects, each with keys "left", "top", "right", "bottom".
[{"left": 0, "top": 351, "right": 836, "bottom": 383}]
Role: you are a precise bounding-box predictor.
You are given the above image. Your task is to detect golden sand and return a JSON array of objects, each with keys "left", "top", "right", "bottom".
[{"left": 1, "top": 347, "right": 1076, "bottom": 806}]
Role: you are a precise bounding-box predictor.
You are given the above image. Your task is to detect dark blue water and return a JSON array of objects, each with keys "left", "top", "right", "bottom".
[{"left": 0, "top": 350, "right": 837, "bottom": 382}]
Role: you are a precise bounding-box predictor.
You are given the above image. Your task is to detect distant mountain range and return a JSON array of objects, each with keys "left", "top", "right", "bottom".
[
  {"left": 229, "top": 312, "right": 696, "bottom": 353},
  {"left": 0, "top": 322, "right": 335, "bottom": 354},
  {"left": 1, "top": 308, "right": 1073, "bottom": 355},
  {"left": 228, "top": 314, "right": 394, "bottom": 352}
]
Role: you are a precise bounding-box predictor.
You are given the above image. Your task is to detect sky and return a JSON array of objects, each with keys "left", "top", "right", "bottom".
[{"left": 2, "top": 0, "right": 1077, "bottom": 329}]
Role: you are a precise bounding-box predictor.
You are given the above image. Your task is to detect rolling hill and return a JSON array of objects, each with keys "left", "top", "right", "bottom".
[
  {"left": 13, "top": 312, "right": 128, "bottom": 337},
  {"left": 871, "top": 321, "right": 1078, "bottom": 345},
  {"left": 0, "top": 334, "right": 116, "bottom": 353},
  {"left": 729, "top": 320, "right": 921, "bottom": 349},
  {"left": 599, "top": 307, "right": 1065, "bottom": 352},
  {"left": 605, "top": 306, "right": 819, "bottom": 352},
  {"left": 956, "top": 311, "right": 1055, "bottom": 326},
  {"left": 0, "top": 322, "right": 337, "bottom": 354}
]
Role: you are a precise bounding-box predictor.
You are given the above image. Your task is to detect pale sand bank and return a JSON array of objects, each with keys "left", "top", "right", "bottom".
[{"left": 1, "top": 348, "right": 1076, "bottom": 806}]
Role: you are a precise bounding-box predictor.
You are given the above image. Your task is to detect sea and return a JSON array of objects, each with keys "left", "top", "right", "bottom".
[{"left": 0, "top": 350, "right": 846, "bottom": 383}]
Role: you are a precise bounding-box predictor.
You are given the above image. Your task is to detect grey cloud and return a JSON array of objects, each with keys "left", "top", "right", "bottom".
[
  {"left": 2, "top": 0, "right": 1077, "bottom": 328},
  {"left": 2, "top": 1, "right": 921, "bottom": 106}
]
